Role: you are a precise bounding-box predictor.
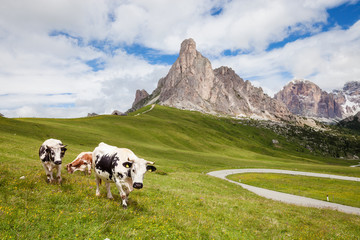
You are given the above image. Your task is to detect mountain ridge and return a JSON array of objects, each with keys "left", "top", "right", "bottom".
[
  {"left": 130, "top": 38, "right": 291, "bottom": 121},
  {"left": 275, "top": 80, "right": 360, "bottom": 120},
  {"left": 129, "top": 38, "right": 360, "bottom": 122}
]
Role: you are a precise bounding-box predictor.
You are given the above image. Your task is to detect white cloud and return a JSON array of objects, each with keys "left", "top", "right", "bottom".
[
  {"left": 211, "top": 19, "right": 360, "bottom": 95},
  {"left": 0, "top": 0, "right": 359, "bottom": 117}
]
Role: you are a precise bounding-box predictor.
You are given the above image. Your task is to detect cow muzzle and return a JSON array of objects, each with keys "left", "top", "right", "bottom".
[
  {"left": 54, "top": 160, "right": 62, "bottom": 165},
  {"left": 133, "top": 182, "right": 143, "bottom": 189}
]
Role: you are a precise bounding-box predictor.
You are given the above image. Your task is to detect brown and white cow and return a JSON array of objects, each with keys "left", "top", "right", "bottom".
[
  {"left": 66, "top": 152, "right": 92, "bottom": 175},
  {"left": 92, "top": 142, "right": 156, "bottom": 208},
  {"left": 39, "top": 138, "right": 67, "bottom": 183}
]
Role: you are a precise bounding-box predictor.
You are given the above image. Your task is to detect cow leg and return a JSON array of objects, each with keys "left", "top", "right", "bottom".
[
  {"left": 123, "top": 181, "right": 133, "bottom": 202},
  {"left": 42, "top": 163, "right": 53, "bottom": 183},
  {"left": 87, "top": 164, "right": 92, "bottom": 175},
  {"left": 55, "top": 164, "right": 62, "bottom": 184},
  {"left": 105, "top": 182, "right": 113, "bottom": 199},
  {"left": 124, "top": 178, "right": 133, "bottom": 202},
  {"left": 115, "top": 183, "right": 128, "bottom": 209},
  {"left": 95, "top": 175, "right": 101, "bottom": 196}
]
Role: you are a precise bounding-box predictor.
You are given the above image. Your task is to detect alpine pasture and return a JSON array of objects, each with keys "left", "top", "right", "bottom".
[{"left": 1, "top": 105, "right": 360, "bottom": 239}]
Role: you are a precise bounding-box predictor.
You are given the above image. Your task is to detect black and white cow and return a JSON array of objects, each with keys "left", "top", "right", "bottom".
[
  {"left": 92, "top": 142, "right": 156, "bottom": 208},
  {"left": 39, "top": 138, "right": 67, "bottom": 183}
]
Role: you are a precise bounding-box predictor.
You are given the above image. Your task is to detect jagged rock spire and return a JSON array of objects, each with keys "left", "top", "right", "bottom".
[
  {"left": 132, "top": 89, "right": 149, "bottom": 108},
  {"left": 129, "top": 38, "right": 291, "bottom": 121}
]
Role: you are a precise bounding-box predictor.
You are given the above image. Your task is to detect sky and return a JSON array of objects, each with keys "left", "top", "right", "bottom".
[{"left": 0, "top": 0, "right": 360, "bottom": 118}]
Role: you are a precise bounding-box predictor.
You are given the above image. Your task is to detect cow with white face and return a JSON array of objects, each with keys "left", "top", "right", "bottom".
[
  {"left": 92, "top": 142, "right": 156, "bottom": 208},
  {"left": 39, "top": 138, "right": 67, "bottom": 183}
]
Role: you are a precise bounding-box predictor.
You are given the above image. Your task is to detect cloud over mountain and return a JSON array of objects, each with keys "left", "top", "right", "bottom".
[{"left": 0, "top": 0, "right": 359, "bottom": 117}]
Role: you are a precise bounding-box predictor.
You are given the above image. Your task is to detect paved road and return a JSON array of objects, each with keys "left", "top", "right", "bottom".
[
  {"left": 207, "top": 169, "right": 360, "bottom": 216},
  {"left": 350, "top": 162, "right": 360, "bottom": 167}
]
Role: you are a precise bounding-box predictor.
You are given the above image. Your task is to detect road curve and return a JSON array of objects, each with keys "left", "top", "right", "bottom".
[{"left": 207, "top": 169, "right": 360, "bottom": 216}]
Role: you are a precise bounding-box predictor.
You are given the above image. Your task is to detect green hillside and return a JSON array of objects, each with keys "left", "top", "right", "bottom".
[{"left": 1, "top": 105, "right": 360, "bottom": 239}]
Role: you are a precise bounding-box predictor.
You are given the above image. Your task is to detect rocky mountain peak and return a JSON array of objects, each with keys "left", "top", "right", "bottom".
[
  {"left": 275, "top": 80, "right": 359, "bottom": 119},
  {"left": 343, "top": 81, "right": 360, "bottom": 95},
  {"left": 157, "top": 38, "right": 215, "bottom": 106},
  {"left": 132, "top": 89, "right": 149, "bottom": 108},
  {"left": 332, "top": 81, "right": 360, "bottom": 118},
  {"left": 275, "top": 80, "right": 322, "bottom": 117},
  {"left": 130, "top": 38, "right": 291, "bottom": 121},
  {"left": 179, "top": 38, "right": 197, "bottom": 56}
]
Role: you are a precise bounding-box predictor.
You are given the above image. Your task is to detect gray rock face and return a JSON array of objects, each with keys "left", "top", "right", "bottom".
[
  {"left": 136, "top": 38, "right": 291, "bottom": 120},
  {"left": 111, "top": 110, "right": 126, "bottom": 116},
  {"left": 132, "top": 89, "right": 149, "bottom": 108},
  {"left": 87, "top": 113, "right": 98, "bottom": 117},
  {"left": 157, "top": 38, "right": 216, "bottom": 112},
  {"left": 275, "top": 80, "right": 360, "bottom": 119},
  {"left": 333, "top": 81, "right": 360, "bottom": 118}
]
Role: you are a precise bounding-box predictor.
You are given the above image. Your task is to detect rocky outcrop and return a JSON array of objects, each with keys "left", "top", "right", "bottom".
[
  {"left": 132, "top": 89, "right": 149, "bottom": 108},
  {"left": 87, "top": 113, "right": 98, "bottom": 117},
  {"left": 275, "top": 80, "right": 342, "bottom": 118},
  {"left": 275, "top": 80, "right": 360, "bottom": 119},
  {"left": 131, "top": 38, "right": 291, "bottom": 120},
  {"left": 111, "top": 110, "right": 126, "bottom": 116},
  {"left": 333, "top": 81, "right": 360, "bottom": 118}
]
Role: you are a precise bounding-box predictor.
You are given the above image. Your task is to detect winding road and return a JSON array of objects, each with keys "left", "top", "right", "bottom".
[{"left": 207, "top": 169, "right": 360, "bottom": 216}]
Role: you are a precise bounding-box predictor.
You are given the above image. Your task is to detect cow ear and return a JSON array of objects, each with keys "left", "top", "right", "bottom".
[
  {"left": 123, "top": 162, "right": 133, "bottom": 168},
  {"left": 45, "top": 145, "right": 51, "bottom": 153},
  {"left": 147, "top": 165, "right": 156, "bottom": 172}
]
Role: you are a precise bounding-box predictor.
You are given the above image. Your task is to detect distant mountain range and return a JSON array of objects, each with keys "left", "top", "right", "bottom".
[
  {"left": 129, "top": 39, "right": 360, "bottom": 122},
  {"left": 275, "top": 80, "right": 360, "bottom": 120}
]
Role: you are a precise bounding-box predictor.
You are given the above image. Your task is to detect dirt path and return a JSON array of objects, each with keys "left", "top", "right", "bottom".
[
  {"left": 207, "top": 169, "right": 360, "bottom": 216},
  {"left": 135, "top": 104, "right": 155, "bottom": 116}
]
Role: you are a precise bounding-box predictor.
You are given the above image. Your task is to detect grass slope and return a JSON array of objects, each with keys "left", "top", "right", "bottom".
[{"left": 1, "top": 105, "right": 360, "bottom": 239}]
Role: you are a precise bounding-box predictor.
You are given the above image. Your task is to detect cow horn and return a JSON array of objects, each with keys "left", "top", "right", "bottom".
[
  {"left": 61, "top": 144, "right": 67, "bottom": 148},
  {"left": 146, "top": 161, "right": 155, "bottom": 165},
  {"left": 127, "top": 158, "right": 135, "bottom": 163}
]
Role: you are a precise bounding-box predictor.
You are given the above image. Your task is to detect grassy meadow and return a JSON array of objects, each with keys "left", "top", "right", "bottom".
[
  {"left": 228, "top": 173, "right": 360, "bottom": 208},
  {"left": 1, "top": 105, "right": 360, "bottom": 239}
]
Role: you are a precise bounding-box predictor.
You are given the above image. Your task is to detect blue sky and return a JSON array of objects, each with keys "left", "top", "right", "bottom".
[{"left": 0, "top": 0, "right": 359, "bottom": 118}]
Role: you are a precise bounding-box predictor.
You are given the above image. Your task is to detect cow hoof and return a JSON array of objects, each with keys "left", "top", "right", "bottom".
[{"left": 123, "top": 205, "right": 128, "bottom": 209}]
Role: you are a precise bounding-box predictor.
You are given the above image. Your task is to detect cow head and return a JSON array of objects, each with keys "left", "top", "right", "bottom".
[
  {"left": 47, "top": 144, "right": 67, "bottom": 165},
  {"left": 66, "top": 163, "right": 74, "bottom": 173},
  {"left": 123, "top": 158, "right": 156, "bottom": 189}
]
